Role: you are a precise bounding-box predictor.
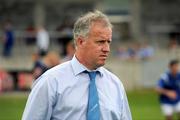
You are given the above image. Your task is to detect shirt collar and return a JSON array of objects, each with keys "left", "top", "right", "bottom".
[{"left": 71, "top": 55, "right": 103, "bottom": 77}]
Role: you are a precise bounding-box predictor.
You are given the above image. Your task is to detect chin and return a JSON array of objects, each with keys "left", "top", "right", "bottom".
[{"left": 97, "top": 61, "right": 105, "bottom": 67}]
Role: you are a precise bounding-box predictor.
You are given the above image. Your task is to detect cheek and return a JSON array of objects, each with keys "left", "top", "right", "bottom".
[
  {"left": 93, "top": 47, "right": 102, "bottom": 56},
  {"left": 84, "top": 41, "right": 102, "bottom": 55},
  {"left": 88, "top": 44, "right": 101, "bottom": 52}
]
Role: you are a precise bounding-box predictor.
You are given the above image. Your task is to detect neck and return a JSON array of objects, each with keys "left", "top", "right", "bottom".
[
  {"left": 75, "top": 52, "right": 96, "bottom": 70},
  {"left": 171, "top": 72, "right": 177, "bottom": 77},
  {"left": 43, "top": 58, "right": 51, "bottom": 67}
]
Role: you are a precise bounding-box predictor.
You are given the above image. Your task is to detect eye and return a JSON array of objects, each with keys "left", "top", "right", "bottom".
[
  {"left": 107, "top": 40, "right": 111, "bottom": 44},
  {"left": 99, "top": 41, "right": 105, "bottom": 43},
  {"left": 96, "top": 40, "right": 105, "bottom": 44},
  {"left": 96, "top": 40, "right": 111, "bottom": 45}
]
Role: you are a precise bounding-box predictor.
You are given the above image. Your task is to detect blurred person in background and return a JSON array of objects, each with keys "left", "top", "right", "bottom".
[
  {"left": 32, "top": 51, "right": 60, "bottom": 80},
  {"left": 127, "top": 43, "right": 139, "bottom": 61},
  {"left": 22, "top": 10, "right": 132, "bottom": 120},
  {"left": 36, "top": 26, "right": 50, "bottom": 57},
  {"left": 2, "top": 21, "right": 15, "bottom": 57},
  {"left": 61, "top": 40, "right": 75, "bottom": 62},
  {"left": 56, "top": 19, "right": 73, "bottom": 56},
  {"left": 25, "top": 24, "right": 36, "bottom": 45},
  {"left": 138, "top": 42, "right": 154, "bottom": 61},
  {"left": 156, "top": 59, "right": 180, "bottom": 120},
  {"left": 116, "top": 46, "right": 129, "bottom": 60},
  {"left": 0, "top": 68, "right": 14, "bottom": 92}
]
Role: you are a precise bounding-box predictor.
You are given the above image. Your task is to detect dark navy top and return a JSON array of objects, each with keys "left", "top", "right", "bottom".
[
  {"left": 157, "top": 71, "right": 180, "bottom": 104},
  {"left": 5, "top": 30, "right": 14, "bottom": 46},
  {"left": 33, "top": 60, "right": 49, "bottom": 79}
]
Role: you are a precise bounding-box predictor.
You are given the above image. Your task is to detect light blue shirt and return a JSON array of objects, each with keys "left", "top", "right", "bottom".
[{"left": 22, "top": 56, "right": 132, "bottom": 120}]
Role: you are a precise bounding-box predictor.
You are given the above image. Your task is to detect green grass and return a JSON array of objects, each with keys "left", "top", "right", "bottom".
[
  {"left": 0, "top": 90, "right": 164, "bottom": 120},
  {"left": 0, "top": 93, "right": 28, "bottom": 120},
  {"left": 128, "top": 89, "right": 164, "bottom": 120}
]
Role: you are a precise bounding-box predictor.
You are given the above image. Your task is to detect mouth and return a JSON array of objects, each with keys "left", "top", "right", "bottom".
[{"left": 99, "top": 55, "right": 108, "bottom": 59}]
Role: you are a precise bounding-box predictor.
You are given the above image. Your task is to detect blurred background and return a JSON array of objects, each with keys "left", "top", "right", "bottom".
[{"left": 0, "top": 0, "right": 180, "bottom": 119}]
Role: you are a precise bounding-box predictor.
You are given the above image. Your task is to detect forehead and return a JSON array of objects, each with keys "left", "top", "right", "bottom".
[
  {"left": 89, "top": 21, "right": 112, "bottom": 38},
  {"left": 170, "top": 63, "right": 179, "bottom": 68}
]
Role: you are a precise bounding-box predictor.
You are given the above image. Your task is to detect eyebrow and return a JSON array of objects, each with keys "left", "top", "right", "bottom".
[{"left": 96, "top": 39, "right": 111, "bottom": 41}]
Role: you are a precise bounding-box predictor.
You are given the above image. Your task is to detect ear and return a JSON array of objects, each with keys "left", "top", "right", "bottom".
[{"left": 76, "top": 37, "right": 86, "bottom": 48}]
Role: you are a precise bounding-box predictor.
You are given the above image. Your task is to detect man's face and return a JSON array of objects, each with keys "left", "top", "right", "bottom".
[
  {"left": 170, "top": 64, "right": 179, "bottom": 75},
  {"left": 78, "top": 21, "right": 112, "bottom": 69}
]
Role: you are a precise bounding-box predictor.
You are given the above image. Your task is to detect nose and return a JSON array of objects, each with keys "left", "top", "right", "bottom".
[{"left": 102, "top": 42, "right": 110, "bottom": 52}]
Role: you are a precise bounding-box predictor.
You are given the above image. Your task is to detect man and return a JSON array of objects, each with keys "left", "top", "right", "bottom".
[
  {"left": 61, "top": 40, "right": 75, "bottom": 62},
  {"left": 36, "top": 26, "right": 50, "bottom": 57},
  {"left": 32, "top": 51, "right": 60, "bottom": 79},
  {"left": 22, "top": 10, "right": 132, "bottom": 120},
  {"left": 156, "top": 59, "right": 180, "bottom": 120},
  {"left": 2, "top": 21, "right": 14, "bottom": 57}
]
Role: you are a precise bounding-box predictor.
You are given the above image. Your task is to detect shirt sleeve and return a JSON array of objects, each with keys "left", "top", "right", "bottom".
[
  {"left": 121, "top": 85, "right": 132, "bottom": 120},
  {"left": 157, "top": 73, "right": 168, "bottom": 88},
  {"left": 22, "top": 74, "right": 57, "bottom": 120},
  {"left": 157, "top": 79, "right": 165, "bottom": 88}
]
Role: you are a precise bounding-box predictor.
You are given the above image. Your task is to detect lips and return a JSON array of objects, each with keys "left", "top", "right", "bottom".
[
  {"left": 100, "top": 55, "right": 107, "bottom": 57},
  {"left": 99, "top": 55, "right": 108, "bottom": 59}
]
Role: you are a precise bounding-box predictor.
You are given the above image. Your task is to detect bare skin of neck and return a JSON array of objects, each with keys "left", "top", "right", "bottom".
[{"left": 75, "top": 51, "right": 97, "bottom": 70}]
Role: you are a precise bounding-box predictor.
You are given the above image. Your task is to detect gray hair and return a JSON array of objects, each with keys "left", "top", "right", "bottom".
[{"left": 73, "top": 10, "right": 112, "bottom": 42}]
